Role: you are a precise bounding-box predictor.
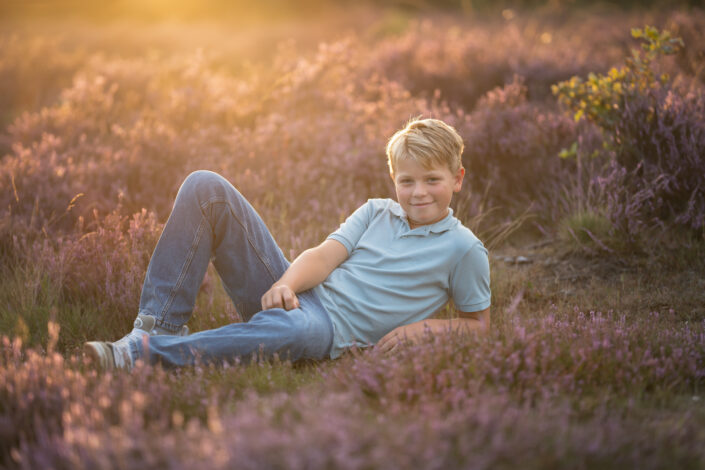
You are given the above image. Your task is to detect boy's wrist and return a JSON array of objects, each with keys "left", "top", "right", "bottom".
[{"left": 272, "top": 281, "right": 301, "bottom": 295}]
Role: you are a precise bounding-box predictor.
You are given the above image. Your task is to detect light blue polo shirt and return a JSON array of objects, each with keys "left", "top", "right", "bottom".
[{"left": 313, "top": 198, "right": 491, "bottom": 359}]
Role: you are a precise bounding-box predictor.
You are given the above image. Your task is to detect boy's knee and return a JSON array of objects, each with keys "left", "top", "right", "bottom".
[
  {"left": 182, "top": 170, "right": 222, "bottom": 193},
  {"left": 179, "top": 170, "right": 234, "bottom": 204}
]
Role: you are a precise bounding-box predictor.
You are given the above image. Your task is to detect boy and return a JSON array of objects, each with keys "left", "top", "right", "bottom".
[{"left": 84, "top": 118, "right": 491, "bottom": 370}]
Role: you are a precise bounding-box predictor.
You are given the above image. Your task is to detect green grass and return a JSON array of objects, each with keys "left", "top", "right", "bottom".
[{"left": 558, "top": 209, "right": 614, "bottom": 251}]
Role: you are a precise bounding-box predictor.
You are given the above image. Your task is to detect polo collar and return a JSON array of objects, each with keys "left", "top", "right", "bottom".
[{"left": 389, "top": 201, "right": 458, "bottom": 235}]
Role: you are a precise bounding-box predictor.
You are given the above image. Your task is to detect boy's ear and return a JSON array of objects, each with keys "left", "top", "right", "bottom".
[{"left": 453, "top": 167, "right": 465, "bottom": 192}]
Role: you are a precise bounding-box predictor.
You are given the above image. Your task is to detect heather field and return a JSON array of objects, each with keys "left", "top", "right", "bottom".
[{"left": 1, "top": 2, "right": 705, "bottom": 468}]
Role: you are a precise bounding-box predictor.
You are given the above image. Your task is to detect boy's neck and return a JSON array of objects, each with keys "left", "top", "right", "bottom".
[{"left": 407, "top": 207, "right": 450, "bottom": 230}]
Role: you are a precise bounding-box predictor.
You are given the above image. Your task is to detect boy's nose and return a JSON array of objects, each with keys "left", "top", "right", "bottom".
[{"left": 413, "top": 184, "right": 428, "bottom": 196}]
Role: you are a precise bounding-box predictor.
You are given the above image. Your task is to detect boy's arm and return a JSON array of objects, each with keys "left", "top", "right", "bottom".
[
  {"left": 261, "top": 239, "right": 348, "bottom": 311},
  {"left": 376, "top": 307, "right": 490, "bottom": 353}
]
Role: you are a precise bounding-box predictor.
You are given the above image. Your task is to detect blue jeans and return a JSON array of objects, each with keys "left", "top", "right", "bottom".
[{"left": 130, "top": 170, "right": 334, "bottom": 367}]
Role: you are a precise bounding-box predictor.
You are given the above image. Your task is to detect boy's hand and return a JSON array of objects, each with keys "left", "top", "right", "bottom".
[
  {"left": 261, "top": 284, "right": 300, "bottom": 311},
  {"left": 376, "top": 323, "right": 428, "bottom": 354},
  {"left": 377, "top": 313, "right": 490, "bottom": 353}
]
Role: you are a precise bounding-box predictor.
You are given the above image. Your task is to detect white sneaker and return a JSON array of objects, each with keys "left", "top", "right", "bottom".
[
  {"left": 84, "top": 314, "right": 189, "bottom": 371},
  {"left": 83, "top": 340, "right": 133, "bottom": 371}
]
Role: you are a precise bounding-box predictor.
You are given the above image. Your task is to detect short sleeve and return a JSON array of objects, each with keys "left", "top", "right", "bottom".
[
  {"left": 327, "top": 201, "right": 373, "bottom": 254},
  {"left": 449, "top": 242, "right": 491, "bottom": 312}
]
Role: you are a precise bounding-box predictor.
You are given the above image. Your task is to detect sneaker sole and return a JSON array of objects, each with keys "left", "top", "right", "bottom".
[{"left": 84, "top": 341, "right": 113, "bottom": 370}]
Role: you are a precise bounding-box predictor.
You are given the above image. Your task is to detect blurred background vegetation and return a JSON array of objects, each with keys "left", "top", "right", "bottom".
[
  {"left": 1, "top": 0, "right": 701, "bottom": 21},
  {"left": 1, "top": 0, "right": 704, "bottom": 351}
]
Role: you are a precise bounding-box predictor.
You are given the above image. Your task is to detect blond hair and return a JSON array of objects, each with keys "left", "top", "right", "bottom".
[{"left": 386, "top": 118, "right": 464, "bottom": 175}]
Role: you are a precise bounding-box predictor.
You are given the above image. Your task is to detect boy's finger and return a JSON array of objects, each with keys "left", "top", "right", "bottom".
[
  {"left": 377, "top": 336, "right": 392, "bottom": 352},
  {"left": 377, "top": 333, "right": 392, "bottom": 351},
  {"left": 261, "top": 291, "right": 283, "bottom": 310},
  {"left": 284, "top": 292, "right": 299, "bottom": 310}
]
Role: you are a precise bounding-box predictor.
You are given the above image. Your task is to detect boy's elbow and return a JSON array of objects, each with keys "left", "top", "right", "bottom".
[
  {"left": 480, "top": 309, "right": 490, "bottom": 332},
  {"left": 480, "top": 308, "right": 491, "bottom": 333},
  {"left": 458, "top": 307, "right": 490, "bottom": 334},
  {"left": 479, "top": 318, "right": 490, "bottom": 334},
  {"left": 467, "top": 317, "right": 489, "bottom": 335}
]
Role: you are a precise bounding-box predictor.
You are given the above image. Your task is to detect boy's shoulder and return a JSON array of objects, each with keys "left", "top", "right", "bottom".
[
  {"left": 453, "top": 223, "right": 486, "bottom": 253},
  {"left": 441, "top": 215, "right": 484, "bottom": 253}
]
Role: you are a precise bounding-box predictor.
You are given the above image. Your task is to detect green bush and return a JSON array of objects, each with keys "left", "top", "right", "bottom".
[
  {"left": 552, "top": 26, "right": 683, "bottom": 134},
  {"left": 552, "top": 26, "right": 705, "bottom": 238}
]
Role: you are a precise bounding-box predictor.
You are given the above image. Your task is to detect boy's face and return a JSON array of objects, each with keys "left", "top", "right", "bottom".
[{"left": 391, "top": 159, "right": 464, "bottom": 229}]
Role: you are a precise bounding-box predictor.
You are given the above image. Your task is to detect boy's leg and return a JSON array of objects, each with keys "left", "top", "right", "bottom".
[
  {"left": 139, "top": 170, "right": 290, "bottom": 332},
  {"left": 87, "top": 169, "right": 334, "bottom": 369},
  {"left": 132, "top": 291, "right": 334, "bottom": 367}
]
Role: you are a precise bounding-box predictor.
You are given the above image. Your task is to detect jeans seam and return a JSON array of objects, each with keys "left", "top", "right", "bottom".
[
  {"left": 203, "top": 196, "right": 280, "bottom": 284},
  {"left": 157, "top": 214, "right": 207, "bottom": 328}
]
